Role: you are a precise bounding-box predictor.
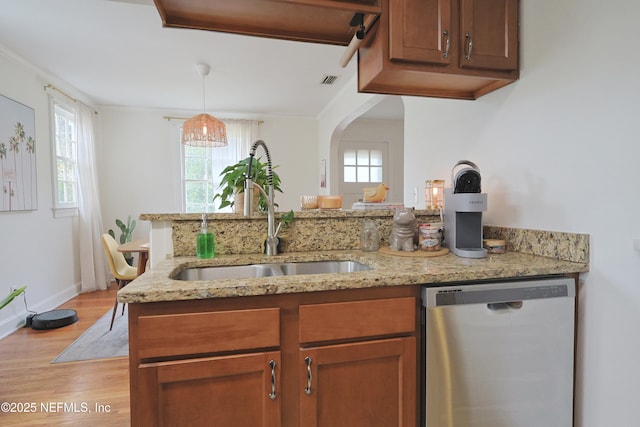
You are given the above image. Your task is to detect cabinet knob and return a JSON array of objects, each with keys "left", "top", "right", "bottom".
[
  {"left": 304, "top": 356, "right": 313, "bottom": 395},
  {"left": 465, "top": 32, "right": 473, "bottom": 60}
]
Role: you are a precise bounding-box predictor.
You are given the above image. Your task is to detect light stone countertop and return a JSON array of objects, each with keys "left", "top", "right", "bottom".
[{"left": 118, "top": 250, "right": 589, "bottom": 304}]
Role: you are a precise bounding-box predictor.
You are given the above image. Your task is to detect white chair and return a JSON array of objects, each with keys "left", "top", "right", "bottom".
[{"left": 101, "top": 233, "right": 138, "bottom": 330}]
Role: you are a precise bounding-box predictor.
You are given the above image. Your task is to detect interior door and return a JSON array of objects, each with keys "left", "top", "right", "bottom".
[{"left": 339, "top": 141, "right": 389, "bottom": 208}]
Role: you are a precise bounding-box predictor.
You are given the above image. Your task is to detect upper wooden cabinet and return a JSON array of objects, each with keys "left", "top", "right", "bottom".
[
  {"left": 359, "top": 0, "right": 519, "bottom": 99},
  {"left": 459, "top": 0, "right": 519, "bottom": 70},
  {"left": 388, "top": 0, "right": 453, "bottom": 65},
  {"left": 153, "top": 0, "right": 381, "bottom": 45}
]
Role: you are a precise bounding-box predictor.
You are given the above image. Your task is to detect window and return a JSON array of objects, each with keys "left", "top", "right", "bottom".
[
  {"left": 183, "top": 145, "right": 215, "bottom": 213},
  {"left": 343, "top": 148, "right": 383, "bottom": 183},
  {"left": 51, "top": 100, "right": 79, "bottom": 211},
  {"left": 339, "top": 141, "right": 389, "bottom": 208},
  {"left": 182, "top": 119, "right": 257, "bottom": 213}
]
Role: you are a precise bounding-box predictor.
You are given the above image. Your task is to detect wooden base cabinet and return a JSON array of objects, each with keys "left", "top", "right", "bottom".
[
  {"left": 139, "top": 352, "right": 281, "bottom": 427},
  {"left": 299, "top": 338, "right": 416, "bottom": 427},
  {"left": 128, "top": 286, "right": 421, "bottom": 427}
]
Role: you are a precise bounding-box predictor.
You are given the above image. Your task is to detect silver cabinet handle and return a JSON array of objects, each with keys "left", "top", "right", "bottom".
[
  {"left": 269, "top": 360, "right": 277, "bottom": 400},
  {"left": 304, "top": 356, "right": 312, "bottom": 395},
  {"left": 465, "top": 32, "right": 473, "bottom": 60},
  {"left": 443, "top": 30, "right": 450, "bottom": 58}
]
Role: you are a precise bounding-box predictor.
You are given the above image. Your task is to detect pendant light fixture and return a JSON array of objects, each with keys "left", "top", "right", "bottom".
[{"left": 181, "top": 63, "right": 228, "bottom": 147}]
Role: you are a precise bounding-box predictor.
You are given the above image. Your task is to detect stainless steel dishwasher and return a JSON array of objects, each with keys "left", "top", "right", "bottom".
[{"left": 423, "top": 277, "right": 575, "bottom": 427}]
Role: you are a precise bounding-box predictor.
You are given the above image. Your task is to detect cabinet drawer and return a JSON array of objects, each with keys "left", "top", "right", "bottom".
[
  {"left": 299, "top": 297, "right": 415, "bottom": 344},
  {"left": 137, "top": 308, "right": 280, "bottom": 359}
]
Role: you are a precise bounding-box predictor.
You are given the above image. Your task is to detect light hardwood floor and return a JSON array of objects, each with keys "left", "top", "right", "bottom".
[{"left": 0, "top": 284, "right": 130, "bottom": 426}]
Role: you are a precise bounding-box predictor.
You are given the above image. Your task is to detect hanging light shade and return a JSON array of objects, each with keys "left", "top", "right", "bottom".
[
  {"left": 182, "top": 113, "right": 227, "bottom": 147},
  {"left": 182, "top": 63, "right": 228, "bottom": 147}
]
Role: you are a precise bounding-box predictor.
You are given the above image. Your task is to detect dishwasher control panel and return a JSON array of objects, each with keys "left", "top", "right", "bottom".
[{"left": 433, "top": 283, "right": 571, "bottom": 306}]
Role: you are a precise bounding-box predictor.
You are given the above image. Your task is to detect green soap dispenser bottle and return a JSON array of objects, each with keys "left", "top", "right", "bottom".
[{"left": 196, "top": 213, "right": 215, "bottom": 259}]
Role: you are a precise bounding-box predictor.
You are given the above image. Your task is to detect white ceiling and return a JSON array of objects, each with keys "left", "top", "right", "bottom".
[{"left": 0, "top": 0, "right": 403, "bottom": 119}]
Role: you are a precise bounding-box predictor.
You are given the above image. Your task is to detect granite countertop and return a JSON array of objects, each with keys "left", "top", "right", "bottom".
[{"left": 118, "top": 250, "right": 589, "bottom": 304}]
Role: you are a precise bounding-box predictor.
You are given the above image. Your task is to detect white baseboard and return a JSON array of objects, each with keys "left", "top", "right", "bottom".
[{"left": 0, "top": 283, "right": 80, "bottom": 340}]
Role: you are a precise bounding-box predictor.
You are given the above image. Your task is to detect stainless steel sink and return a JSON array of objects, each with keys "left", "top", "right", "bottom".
[
  {"left": 174, "top": 260, "right": 371, "bottom": 281},
  {"left": 174, "top": 264, "right": 281, "bottom": 281},
  {"left": 279, "top": 260, "right": 371, "bottom": 275}
]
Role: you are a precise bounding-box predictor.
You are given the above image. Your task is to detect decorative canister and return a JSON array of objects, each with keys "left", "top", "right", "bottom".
[
  {"left": 483, "top": 239, "right": 506, "bottom": 254},
  {"left": 418, "top": 222, "right": 443, "bottom": 251}
]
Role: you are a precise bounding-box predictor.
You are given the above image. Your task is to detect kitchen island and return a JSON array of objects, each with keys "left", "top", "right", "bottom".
[
  {"left": 119, "top": 249, "right": 588, "bottom": 303},
  {"left": 124, "top": 211, "right": 589, "bottom": 426},
  {"left": 121, "top": 244, "right": 588, "bottom": 427}
]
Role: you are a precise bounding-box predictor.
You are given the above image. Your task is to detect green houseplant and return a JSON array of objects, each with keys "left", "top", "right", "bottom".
[
  {"left": 213, "top": 156, "right": 283, "bottom": 212},
  {"left": 0, "top": 286, "right": 26, "bottom": 312},
  {"left": 108, "top": 215, "right": 137, "bottom": 263}
]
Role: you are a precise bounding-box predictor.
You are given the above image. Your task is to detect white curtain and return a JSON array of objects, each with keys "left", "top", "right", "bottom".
[
  {"left": 77, "top": 104, "right": 109, "bottom": 292},
  {"left": 212, "top": 119, "right": 259, "bottom": 212}
]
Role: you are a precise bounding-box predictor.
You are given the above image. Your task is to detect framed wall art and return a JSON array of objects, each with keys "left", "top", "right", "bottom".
[{"left": 0, "top": 94, "right": 37, "bottom": 212}]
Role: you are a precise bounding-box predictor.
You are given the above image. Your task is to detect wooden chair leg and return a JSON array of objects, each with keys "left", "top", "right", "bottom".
[
  {"left": 109, "top": 298, "right": 119, "bottom": 331},
  {"left": 110, "top": 279, "right": 128, "bottom": 331}
]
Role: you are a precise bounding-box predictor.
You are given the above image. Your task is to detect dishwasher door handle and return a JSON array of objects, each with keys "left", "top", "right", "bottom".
[{"left": 487, "top": 301, "right": 523, "bottom": 310}]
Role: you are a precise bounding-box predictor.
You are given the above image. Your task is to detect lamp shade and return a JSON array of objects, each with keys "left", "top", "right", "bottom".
[{"left": 181, "top": 113, "right": 228, "bottom": 147}]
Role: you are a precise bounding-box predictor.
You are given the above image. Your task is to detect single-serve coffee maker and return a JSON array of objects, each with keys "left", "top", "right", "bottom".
[{"left": 443, "top": 160, "right": 487, "bottom": 258}]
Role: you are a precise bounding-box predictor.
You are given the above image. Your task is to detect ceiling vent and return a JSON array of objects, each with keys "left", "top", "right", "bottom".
[{"left": 320, "top": 75, "right": 339, "bottom": 85}]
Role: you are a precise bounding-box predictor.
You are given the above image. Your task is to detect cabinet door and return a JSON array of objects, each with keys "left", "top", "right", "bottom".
[
  {"left": 459, "top": 0, "right": 518, "bottom": 70},
  {"left": 389, "top": 0, "right": 452, "bottom": 64},
  {"left": 299, "top": 337, "right": 416, "bottom": 427},
  {"left": 139, "top": 351, "right": 281, "bottom": 427}
]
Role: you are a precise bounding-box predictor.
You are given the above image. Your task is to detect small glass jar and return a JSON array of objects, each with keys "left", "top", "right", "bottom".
[
  {"left": 418, "top": 222, "right": 443, "bottom": 251},
  {"left": 360, "top": 220, "right": 379, "bottom": 252},
  {"left": 425, "top": 179, "right": 445, "bottom": 210}
]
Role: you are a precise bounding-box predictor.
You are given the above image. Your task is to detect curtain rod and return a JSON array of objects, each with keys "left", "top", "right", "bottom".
[
  {"left": 163, "top": 115, "right": 263, "bottom": 125},
  {"left": 44, "top": 84, "right": 98, "bottom": 115}
]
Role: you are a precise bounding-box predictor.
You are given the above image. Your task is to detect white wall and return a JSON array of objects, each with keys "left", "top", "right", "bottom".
[
  {"left": 0, "top": 50, "right": 80, "bottom": 337},
  {"left": 257, "top": 117, "right": 319, "bottom": 212},
  {"left": 97, "top": 109, "right": 318, "bottom": 231},
  {"left": 401, "top": 1, "right": 640, "bottom": 425},
  {"left": 97, "top": 108, "right": 183, "bottom": 240},
  {"left": 317, "top": 84, "right": 380, "bottom": 194}
]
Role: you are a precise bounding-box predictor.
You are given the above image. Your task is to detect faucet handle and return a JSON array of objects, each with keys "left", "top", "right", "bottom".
[{"left": 244, "top": 179, "right": 255, "bottom": 216}]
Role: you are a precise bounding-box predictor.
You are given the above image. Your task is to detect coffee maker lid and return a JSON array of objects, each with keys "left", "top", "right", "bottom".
[{"left": 452, "top": 160, "right": 481, "bottom": 194}]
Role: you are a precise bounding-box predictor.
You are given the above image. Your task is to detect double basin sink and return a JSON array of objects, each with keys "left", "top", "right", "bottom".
[{"left": 175, "top": 260, "right": 371, "bottom": 281}]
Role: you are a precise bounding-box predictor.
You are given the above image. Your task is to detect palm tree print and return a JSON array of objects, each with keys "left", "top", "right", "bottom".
[
  {"left": 0, "top": 95, "right": 36, "bottom": 211},
  {"left": 8, "top": 133, "right": 21, "bottom": 208},
  {"left": 26, "top": 135, "right": 35, "bottom": 207},
  {"left": 12, "top": 122, "right": 29, "bottom": 206}
]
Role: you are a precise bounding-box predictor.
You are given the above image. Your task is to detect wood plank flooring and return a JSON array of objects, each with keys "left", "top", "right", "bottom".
[{"left": 0, "top": 284, "right": 130, "bottom": 426}]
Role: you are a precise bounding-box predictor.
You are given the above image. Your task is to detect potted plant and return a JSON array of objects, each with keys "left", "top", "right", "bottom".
[
  {"left": 213, "top": 156, "right": 283, "bottom": 212},
  {"left": 0, "top": 286, "right": 26, "bottom": 312},
  {"left": 108, "top": 215, "right": 137, "bottom": 264}
]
